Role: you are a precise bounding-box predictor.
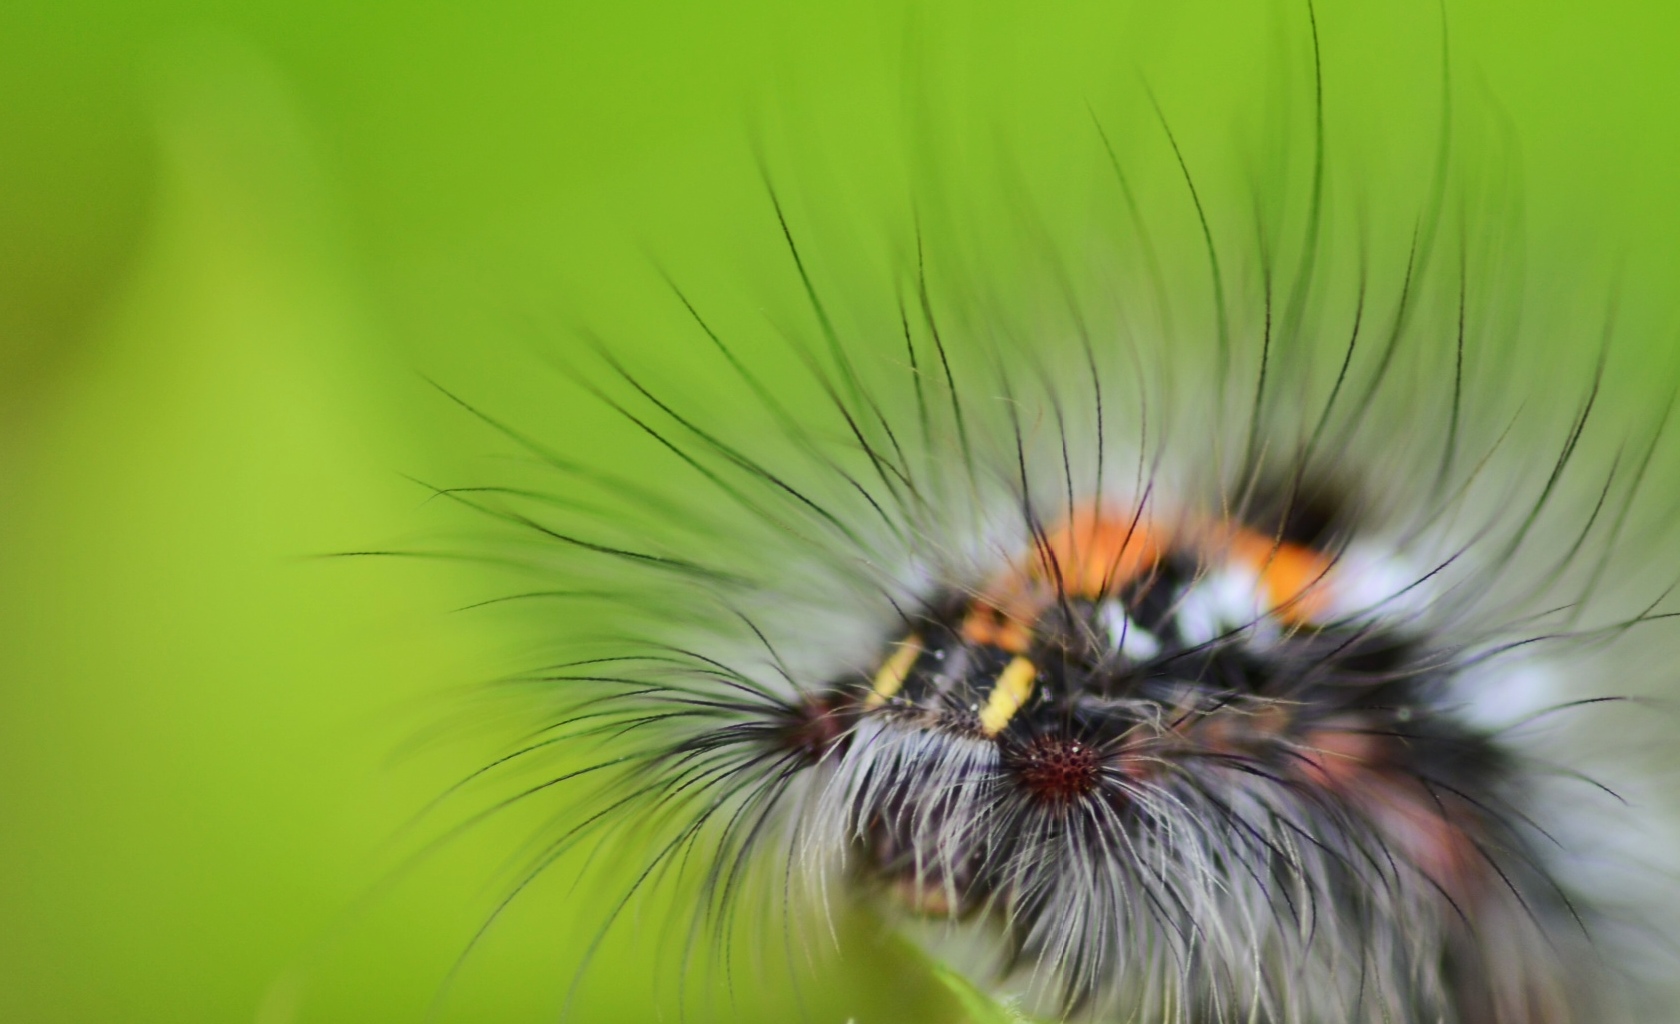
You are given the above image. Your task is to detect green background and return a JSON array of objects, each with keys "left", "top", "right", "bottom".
[{"left": 2, "top": 2, "right": 1677, "bottom": 1022}]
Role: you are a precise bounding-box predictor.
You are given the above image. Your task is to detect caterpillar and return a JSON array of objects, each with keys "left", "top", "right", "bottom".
[{"left": 403, "top": 6, "right": 1680, "bottom": 1023}]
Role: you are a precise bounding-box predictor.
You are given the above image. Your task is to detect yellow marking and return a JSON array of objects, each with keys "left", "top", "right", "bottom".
[
  {"left": 979, "top": 656, "right": 1037, "bottom": 736},
  {"left": 866, "top": 635, "right": 922, "bottom": 707}
]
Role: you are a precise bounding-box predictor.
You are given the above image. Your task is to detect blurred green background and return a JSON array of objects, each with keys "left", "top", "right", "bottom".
[{"left": 2, "top": 2, "right": 1678, "bottom": 1022}]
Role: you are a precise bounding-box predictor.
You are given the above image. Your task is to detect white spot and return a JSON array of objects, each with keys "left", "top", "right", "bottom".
[
  {"left": 1331, "top": 542, "right": 1431, "bottom": 621},
  {"left": 1099, "top": 599, "right": 1161, "bottom": 660},
  {"left": 1176, "top": 565, "right": 1270, "bottom": 645},
  {"left": 1455, "top": 656, "right": 1563, "bottom": 732}
]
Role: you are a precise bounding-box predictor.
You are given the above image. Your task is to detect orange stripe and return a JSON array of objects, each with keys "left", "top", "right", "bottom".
[
  {"left": 1227, "top": 528, "right": 1333, "bottom": 624},
  {"left": 1034, "top": 506, "right": 1165, "bottom": 598},
  {"left": 963, "top": 505, "right": 1165, "bottom": 653}
]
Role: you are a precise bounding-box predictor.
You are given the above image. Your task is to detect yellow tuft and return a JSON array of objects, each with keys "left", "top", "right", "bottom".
[
  {"left": 979, "top": 657, "right": 1037, "bottom": 736},
  {"left": 866, "top": 636, "right": 922, "bottom": 707}
]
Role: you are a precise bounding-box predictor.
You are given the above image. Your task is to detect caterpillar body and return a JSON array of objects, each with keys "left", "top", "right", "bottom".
[{"left": 414, "top": 9, "right": 1680, "bottom": 1023}]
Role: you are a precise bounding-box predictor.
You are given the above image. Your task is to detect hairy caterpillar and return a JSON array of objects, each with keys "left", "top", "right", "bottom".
[{"left": 400, "top": 6, "right": 1680, "bottom": 1023}]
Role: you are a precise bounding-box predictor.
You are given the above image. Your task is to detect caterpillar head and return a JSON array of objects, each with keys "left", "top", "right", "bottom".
[{"left": 767, "top": 496, "right": 1583, "bottom": 1022}]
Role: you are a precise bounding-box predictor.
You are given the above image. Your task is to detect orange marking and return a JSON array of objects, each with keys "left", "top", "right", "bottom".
[
  {"left": 959, "top": 606, "right": 1034, "bottom": 654},
  {"left": 1296, "top": 719, "right": 1381, "bottom": 790},
  {"left": 1194, "top": 701, "right": 1294, "bottom": 756},
  {"left": 962, "top": 505, "right": 1165, "bottom": 654},
  {"left": 1034, "top": 506, "right": 1165, "bottom": 598},
  {"left": 1298, "top": 720, "right": 1481, "bottom": 898},
  {"left": 1228, "top": 528, "right": 1333, "bottom": 624}
]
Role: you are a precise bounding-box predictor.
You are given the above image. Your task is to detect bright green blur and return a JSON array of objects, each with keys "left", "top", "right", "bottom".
[{"left": 2, "top": 2, "right": 1677, "bottom": 1022}]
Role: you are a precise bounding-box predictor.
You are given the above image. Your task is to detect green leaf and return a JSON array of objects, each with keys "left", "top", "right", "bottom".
[{"left": 930, "top": 965, "right": 1034, "bottom": 1024}]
